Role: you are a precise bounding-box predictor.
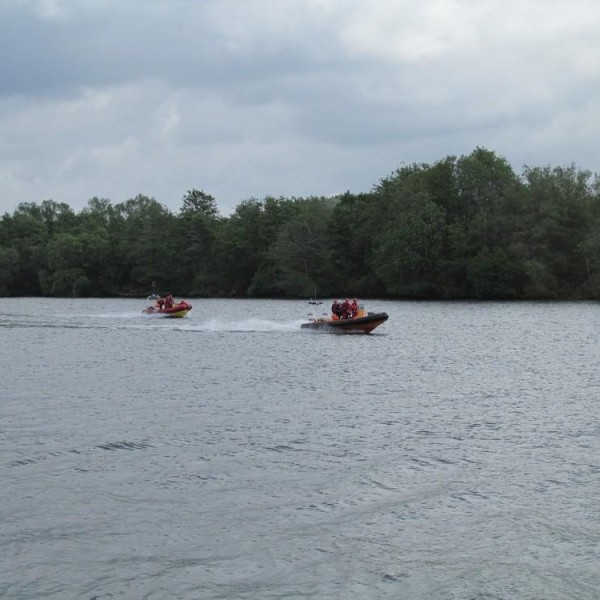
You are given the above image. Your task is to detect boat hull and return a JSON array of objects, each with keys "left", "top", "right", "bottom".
[
  {"left": 141, "top": 301, "right": 192, "bottom": 318},
  {"left": 300, "top": 312, "right": 388, "bottom": 333}
]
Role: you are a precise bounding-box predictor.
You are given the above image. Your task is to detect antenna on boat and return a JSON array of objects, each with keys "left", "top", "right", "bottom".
[
  {"left": 148, "top": 280, "right": 159, "bottom": 302},
  {"left": 308, "top": 287, "right": 322, "bottom": 306},
  {"left": 306, "top": 288, "right": 328, "bottom": 323}
]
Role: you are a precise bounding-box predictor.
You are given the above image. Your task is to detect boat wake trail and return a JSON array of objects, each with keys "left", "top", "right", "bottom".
[
  {"left": 91, "top": 312, "right": 142, "bottom": 319},
  {"left": 184, "top": 318, "right": 305, "bottom": 332}
]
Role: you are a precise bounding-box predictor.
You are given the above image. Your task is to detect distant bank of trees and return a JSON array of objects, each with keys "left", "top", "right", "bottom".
[{"left": 1, "top": 148, "right": 600, "bottom": 300}]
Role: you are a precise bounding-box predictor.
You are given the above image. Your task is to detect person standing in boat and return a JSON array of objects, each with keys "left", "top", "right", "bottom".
[
  {"left": 164, "top": 294, "right": 174, "bottom": 309},
  {"left": 156, "top": 296, "right": 165, "bottom": 309},
  {"left": 350, "top": 298, "right": 358, "bottom": 318},
  {"left": 341, "top": 298, "right": 352, "bottom": 319},
  {"left": 331, "top": 299, "right": 342, "bottom": 320}
]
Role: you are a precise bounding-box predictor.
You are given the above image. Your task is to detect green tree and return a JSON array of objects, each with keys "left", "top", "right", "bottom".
[
  {"left": 521, "top": 164, "right": 593, "bottom": 297},
  {"left": 15, "top": 200, "right": 77, "bottom": 236},
  {"left": 80, "top": 197, "right": 114, "bottom": 230},
  {"left": 247, "top": 197, "right": 305, "bottom": 296},
  {"left": 466, "top": 246, "right": 524, "bottom": 298},
  {"left": 266, "top": 198, "right": 336, "bottom": 297},
  {"left": 0, "top": 211, "right": 48, "bottom": 294},
  {"left": 371, "top": 192, "right": 446, "bottom": 296},
  {"left": 443, "top": 149, "right": 525, "bottom": 296},
  {"left": 180, "top": 189, "right": 220, "bottom": 220},
  {"left": 213, "top": 199, "right": 265, "bottom": 296},
  {"left": 328, "top": 192, "right": 384, "bottom": 296},
  {"left": 113, "top": 194, "right": 178, "bottom": 293},
  {"left": 41, "top": 230, "right": 110, "bottom": 296},
  {"left": 177, "top": 189, "right": 220, "bottom": 295},
  {"left": 0, "top": 246, "right": 20, "bottom": 295}
]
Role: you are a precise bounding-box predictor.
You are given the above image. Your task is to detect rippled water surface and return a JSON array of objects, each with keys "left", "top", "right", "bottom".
[{"left": 2, "top": 298, "right": 600, "bottom": 599}]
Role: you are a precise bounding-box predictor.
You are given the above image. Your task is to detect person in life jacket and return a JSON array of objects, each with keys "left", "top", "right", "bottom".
[
  {"left": 164, "top": 294, "right": 174, "bottom": 309},
  {"left": 341, "top": 298, "right": 351, "bottom": 319},
  {"left": 156, "top": 296, "right": 165, "bottom": 310},
  {"left": 350, "top": 298, "right": 358, "bottom": 317},
  {"left": 331, "top": 299, "right": 342, "bottom": 320}
]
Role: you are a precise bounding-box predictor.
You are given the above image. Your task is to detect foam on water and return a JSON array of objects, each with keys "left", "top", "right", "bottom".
[
  {"left": 0, "top": 311, "right": 307, "bottom": 333},
  {"left": 182, "top": 317, "right": 305, "bottom": 332}
]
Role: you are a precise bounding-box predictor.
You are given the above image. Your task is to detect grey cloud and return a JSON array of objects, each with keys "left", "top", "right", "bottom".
[
  {"left": 0, "top": 2, "right": 337, "bottom": 97},
  {"left": 0, "top": 0, "right": 599, "bottom": 216}
]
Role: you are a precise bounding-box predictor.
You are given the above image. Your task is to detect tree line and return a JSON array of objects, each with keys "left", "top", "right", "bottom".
[{"left": 1, "top": 147, "right": 600, "bottom": 300}]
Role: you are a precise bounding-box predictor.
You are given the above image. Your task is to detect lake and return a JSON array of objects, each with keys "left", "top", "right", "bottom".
[{"left": 1, "top": 298, "right": 600, "bottom": 599}]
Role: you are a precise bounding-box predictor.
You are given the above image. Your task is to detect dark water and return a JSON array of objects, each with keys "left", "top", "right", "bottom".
[{"left": 2, "top": 298, "right": 600, "bottom": 599}]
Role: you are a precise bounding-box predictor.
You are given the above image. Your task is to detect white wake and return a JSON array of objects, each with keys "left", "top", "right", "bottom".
[{"left": 182, "top": 318, "right": 306, "bottom": 332}]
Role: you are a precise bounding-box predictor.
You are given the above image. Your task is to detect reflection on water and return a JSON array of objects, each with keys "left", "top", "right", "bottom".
[{"left": 1, "top": 298, "right": 600, "bottom": 599}]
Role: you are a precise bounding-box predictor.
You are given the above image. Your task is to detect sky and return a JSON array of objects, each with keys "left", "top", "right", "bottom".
[{"left": 1, "top": 0, "right": 599, "bottom": 217}]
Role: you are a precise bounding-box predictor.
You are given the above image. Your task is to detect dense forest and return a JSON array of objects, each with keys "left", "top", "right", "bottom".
[{"left": 1, "top": 148, "right": 600, "bottom": 300}]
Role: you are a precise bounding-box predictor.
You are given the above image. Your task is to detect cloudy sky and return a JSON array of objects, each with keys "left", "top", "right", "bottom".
[{"left": 1, "top": 0, "right": 599, "bottom": 216}]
